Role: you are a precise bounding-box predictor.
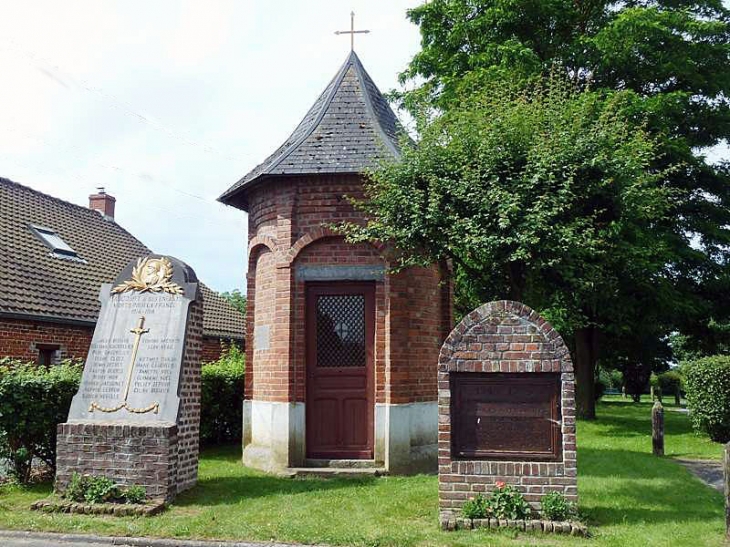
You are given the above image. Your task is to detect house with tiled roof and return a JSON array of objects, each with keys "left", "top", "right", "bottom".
[{"left": 0, "top": 177, "right": 245, "bottom": 364}]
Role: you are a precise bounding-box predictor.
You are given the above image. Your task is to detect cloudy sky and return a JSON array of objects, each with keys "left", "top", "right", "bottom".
[{"left": 0, "top": 1, "right": 423, "bottom": 293}]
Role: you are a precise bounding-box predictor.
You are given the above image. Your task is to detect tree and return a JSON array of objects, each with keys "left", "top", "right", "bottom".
[
  {"left": 343, "top": 76, "right": 674, "bottom": 418},
  {"left": 221, "top": 289, "right": 247, "bottom": 316},
  {"left": 385, "top": 0, "right": 730, "bottom": 417}
]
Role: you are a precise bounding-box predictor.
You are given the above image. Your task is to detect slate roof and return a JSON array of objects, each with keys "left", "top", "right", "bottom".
[
  {"left": 0, "top": 177, "right": 245, "bottom": 340},
  {"left": 219, "top": 51, "right": 404, "bottom": 210}
]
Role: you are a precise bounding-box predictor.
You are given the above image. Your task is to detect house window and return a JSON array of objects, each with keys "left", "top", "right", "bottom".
[
  {"left": 29, "top": 224, "right": 83, "bottom": 260},
  {"left": 36, "top": 344, "right": 60, "bottom": 366}
]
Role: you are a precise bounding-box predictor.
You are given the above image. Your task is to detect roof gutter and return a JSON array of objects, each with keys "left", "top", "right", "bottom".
[{"left": 0, "top": 311, "right": 97, "bottom": 327}]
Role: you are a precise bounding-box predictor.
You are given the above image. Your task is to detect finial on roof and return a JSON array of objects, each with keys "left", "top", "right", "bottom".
[{"left": 334, "top": 11, "right": 370, "bottom": 52}]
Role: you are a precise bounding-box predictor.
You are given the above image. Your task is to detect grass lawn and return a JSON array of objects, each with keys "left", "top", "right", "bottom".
[{"left": 0, "top": 397, "right": 725, "bottom": 546}]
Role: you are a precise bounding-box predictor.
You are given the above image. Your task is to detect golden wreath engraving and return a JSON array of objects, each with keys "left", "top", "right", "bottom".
[{"left": 111, "top": 256, "right": 183, "bottom": 295}]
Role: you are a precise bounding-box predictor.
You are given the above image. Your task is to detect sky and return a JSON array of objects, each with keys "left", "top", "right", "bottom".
[{"left": 0, "top": 1, "right": 423, "bottom": 293}]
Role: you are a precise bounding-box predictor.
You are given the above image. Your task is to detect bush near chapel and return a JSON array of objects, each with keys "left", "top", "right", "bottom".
[
  {"left": 684, "top": 355, "right": 730, "bottom": 442},
  {"left": 200, "top": 344, "right": 244, "bottom": 445},
  {"left": 0, "top": 348, "right": 245, "bottom": 483}
]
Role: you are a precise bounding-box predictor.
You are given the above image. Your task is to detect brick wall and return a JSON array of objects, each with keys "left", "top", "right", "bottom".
[
  {"left": 176, "top": 297, "right": 203, "bottom": 491},
  {"left": 200, "top": 336, "right": 242, "bottom": 363},
  {"left": 244, "top": 174, "right": 453, "bottom": 408},
  {"left": 0, "top": 317, "right": 93, "bottom": 362},
  {"left": 437, "top": 301, "right": 577, "bottom": 521},
  {"left": 56, "top": 423, "right": 179, "bottom": 500}
]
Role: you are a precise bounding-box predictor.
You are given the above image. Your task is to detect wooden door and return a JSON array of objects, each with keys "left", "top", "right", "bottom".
[{"left": 306, "top": 283, "right": 374, "bottom": 459}]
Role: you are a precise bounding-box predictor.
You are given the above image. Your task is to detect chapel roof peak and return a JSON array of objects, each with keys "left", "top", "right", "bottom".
[{"left": 218, "top": 50, "right": 404, "bottom": 210}]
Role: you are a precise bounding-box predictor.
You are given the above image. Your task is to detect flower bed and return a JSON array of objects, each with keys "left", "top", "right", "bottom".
[
  {"left": 441, "top": 516, "right": 588, "bottom": 536},
  {"left": 30, "top": 497, "right": 165, "bottom": 516}
]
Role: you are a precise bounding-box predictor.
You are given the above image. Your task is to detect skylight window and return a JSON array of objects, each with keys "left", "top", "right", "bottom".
[{"left": 30, "top": 225, "right": 79, "bottom": 258}]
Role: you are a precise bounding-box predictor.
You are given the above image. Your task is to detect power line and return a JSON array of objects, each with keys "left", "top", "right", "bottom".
[
  {"left": 0, "top": 151, "right": 245, "bottom": 231},
  {"left": 0, "top": 37, "right": 257, "bottom": 163},
  {"left": 2, "top": 123, "right": 232, "bottom": 206}
]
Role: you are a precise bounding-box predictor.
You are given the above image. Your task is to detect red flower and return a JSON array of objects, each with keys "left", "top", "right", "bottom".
[{"left": 495, "top": 481, "right": 506, "bottom": 489}]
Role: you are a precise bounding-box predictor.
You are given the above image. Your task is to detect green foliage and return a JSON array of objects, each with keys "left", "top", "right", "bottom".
[
  {"left": 83, "top": 476, "right": 119, "bottom": 504},
  {"left": 461, "top": 493, "right": 489, "bottom": 519},
  {"left": 391, "top": 0, "right": 730, "bottom": 415},
  {"left": 344, "top": 73, "right": 672, "bottom": 417},
  {"left": 64, "top": 472, "right": 89, "bottom": 502},
  {"left": 62, "top": 473, "right": 145, "bottom": 504},
  {"left": 658, "top": 370, "right": 682, "bottom": 399},
  {"left": 460, "top": 483, "right": 532, "bottom": 520},
  {"left": 221, "top": 289, "right": 247, "bottom": 316},
  {"left": 684, "top": 355, "right": 730, "bottom": 442},
  {"left": 487, "top": 483, "right": 532, "bottom": 520},
  {"left": 0, "top": 361, "right": 82, "bottom": 483},
  {"left": 123, "top": 485, "right": 146, "bottom": 504},
  {"left": 540, "top": 491, "right": 577, "bottom": 522},
  {"left": 0, "top": 354, "right": 244, "bottom": 479},
  {"left": 200, "top": 345, "right": 244, "bottom": 445}
]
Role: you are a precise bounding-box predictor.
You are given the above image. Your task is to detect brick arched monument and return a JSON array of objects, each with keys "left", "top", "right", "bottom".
[
  {"left": 437, "top": 301, "right": 578, "bottom": 524},
  {"left": 218, "top": 51, "right": 452, "bottom": 474}
]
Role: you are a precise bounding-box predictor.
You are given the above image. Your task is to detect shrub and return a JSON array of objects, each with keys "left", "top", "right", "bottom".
[
  {"left": 64, "top": 472, "right": 90, "bottom": 502},
  {"left": 0, "top": 360, "right": 82, "bottom": 483},
  {"left": 487, "top": 482, "right": 532, "bottom": 520},
  {"left": 62, "top": 473, "right": 146, "bottom": 504},
  {"left": 684, "top": 355, "right": 730, "bottom": 442},
  {"left": 541, "top": 491, "right": 577, "bottom": 521},
  {"left": 658, "top": 370, "right": 682, "bottom": 404},
  {"left": 0, "top": 350, "right": 245, "bottom": 480},
  {"left": 201, "top": 345, "right": 244, "bottom": 445},
  {"left": 461, "top": 493, "right": 489, "bottom": 519},
  {"left": 83, "top": 476, "right": 119, "bottom": 504},
  {"left": 123, "top": 485, "right": 147, "bottom": 504}
]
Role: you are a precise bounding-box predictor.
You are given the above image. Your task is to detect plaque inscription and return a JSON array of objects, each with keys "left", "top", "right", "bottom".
[{"left": 451, "top": 373, "right": 561, "bottom": 461}]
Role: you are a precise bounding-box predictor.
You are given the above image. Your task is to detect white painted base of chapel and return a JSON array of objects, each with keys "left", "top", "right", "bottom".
[{"left": 242, "top": 399, "right": 437, "bottom": 474}]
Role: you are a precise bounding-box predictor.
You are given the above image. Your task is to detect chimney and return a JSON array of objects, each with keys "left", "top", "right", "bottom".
[{"left": 88, "top": 187, "right": 116, "bottom": 220}]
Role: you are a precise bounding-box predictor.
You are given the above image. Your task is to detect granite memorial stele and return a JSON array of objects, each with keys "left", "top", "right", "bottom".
[{"left": 56, "top": 255, "right": 203, "bottom": 502}]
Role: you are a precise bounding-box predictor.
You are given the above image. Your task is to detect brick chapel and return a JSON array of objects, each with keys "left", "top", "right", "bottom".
[{"left": 218, "top": 51, "right": 452, "bottom": 473}]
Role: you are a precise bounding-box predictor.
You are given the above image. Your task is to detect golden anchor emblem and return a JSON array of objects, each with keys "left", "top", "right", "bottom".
[{"left": 89, "top": 316, "right": 160, "bottom": 415}]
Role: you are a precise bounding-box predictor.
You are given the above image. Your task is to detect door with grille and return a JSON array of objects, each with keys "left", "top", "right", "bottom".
[{"left": 306, "top": 283, "right": 374, "bottom": 459}]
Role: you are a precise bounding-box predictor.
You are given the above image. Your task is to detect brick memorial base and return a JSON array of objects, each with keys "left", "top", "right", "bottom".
[
  {"left": 56, "top": 423, "right": 178, "bottom": 500},
  {"left": 438, "top": 301, "right": 578, "bottom": 528}
]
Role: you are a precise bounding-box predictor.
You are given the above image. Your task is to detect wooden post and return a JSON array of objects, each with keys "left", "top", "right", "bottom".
[
  {"left": 674, "top": 386, "right": 681, "bottom": 407},
  {"left": 723, "top": 443, "right": 730, "bottom": 539},
  {"left": 652, "top": 401, "right": 664, "bottom": 456}
]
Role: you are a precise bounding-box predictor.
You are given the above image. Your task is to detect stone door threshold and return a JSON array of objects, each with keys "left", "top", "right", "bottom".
[{"left": 287, "top": 466, "right": 386, "bottom": 478}]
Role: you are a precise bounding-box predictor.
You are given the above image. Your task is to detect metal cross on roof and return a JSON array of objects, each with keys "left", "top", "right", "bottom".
[{"left": 334, "top": 11, "right": 370, "bottom": 51}]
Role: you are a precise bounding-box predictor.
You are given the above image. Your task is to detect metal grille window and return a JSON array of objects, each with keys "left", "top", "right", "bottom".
[{"left": 316, "top": 295, "right": 365, "bottom": 367}]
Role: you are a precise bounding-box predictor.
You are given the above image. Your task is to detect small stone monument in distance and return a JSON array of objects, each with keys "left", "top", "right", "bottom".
[{"left": 55, "top": 255, "right": 203, "bottom": 502}]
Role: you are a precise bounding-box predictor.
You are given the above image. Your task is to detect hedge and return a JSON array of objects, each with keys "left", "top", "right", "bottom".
[
  {"left": 0, "top": 347, "right": 244, "bottom": 483},
  {"left": 0, "top": 360, "right": 82, "bottom": 483},
  {"left": 684, "top": 355, "right": 730, "bottom": 443},
  {"left": 200, "top": 345, "right": 244, "bottom": 445}
]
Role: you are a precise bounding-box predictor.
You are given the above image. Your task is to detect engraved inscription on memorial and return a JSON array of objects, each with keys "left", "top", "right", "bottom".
[
  {"left": 89, "top": 316, "right": 160, "bottom": 414},
  {"left": 451, "top": 373, "right": 561, "bottom": 461},
  {"left": 67, "top": 255, "right": 194, "bottom": 424}
]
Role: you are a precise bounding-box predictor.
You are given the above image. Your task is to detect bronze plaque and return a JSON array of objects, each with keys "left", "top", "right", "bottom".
[{"left": 451, "top": 373, "right": 561, "bottom": 461}]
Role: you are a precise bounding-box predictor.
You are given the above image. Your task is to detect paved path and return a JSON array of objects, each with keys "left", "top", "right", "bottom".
[
  {"left": 675, "top": 458, "right": 724, "bottom": 493},
  {"left": 0, "top": 531, "right": 314, "bottom": 547}
]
